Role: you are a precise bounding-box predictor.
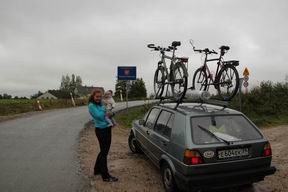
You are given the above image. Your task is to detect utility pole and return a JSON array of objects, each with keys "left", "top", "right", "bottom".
[
  {"left": 117, "top": 66, "right": 137, "bottom": 113},
  {"left": 117, "top": 86, "right": 123, "bottom": 102},
  {"left": 126, "top": 81, "right": 129, "bottom": 113},
  {"left": 70, "top": 92, "right": 76, "bottom": 107}
]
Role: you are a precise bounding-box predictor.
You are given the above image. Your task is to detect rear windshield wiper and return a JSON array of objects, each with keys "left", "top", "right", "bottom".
[{"left": 197, "top": 125, "right": 231, "bottom": 145}]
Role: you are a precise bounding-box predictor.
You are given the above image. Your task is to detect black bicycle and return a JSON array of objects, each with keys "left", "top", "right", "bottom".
[
  {"left": 190, "top": 40, "right": 240, "bottom": 101},
  {"left": 147, "top": 41, "right": 188, "bottom": 102}
]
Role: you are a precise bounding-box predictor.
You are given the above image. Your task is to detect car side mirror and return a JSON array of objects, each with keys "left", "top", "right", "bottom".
[{"left": 139, "top": 119, "right": 145, "bottom": 126}]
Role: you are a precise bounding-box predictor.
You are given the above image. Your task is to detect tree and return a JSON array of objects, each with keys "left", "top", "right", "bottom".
[
  {"left": 115, "top": 78, "right": 147, "bottom": 99},
  {"left": 115, "top": 80, "right": 127, "bottom": 98},
  {"left": 76, "top": 76, "right": 82, "bottom": 87},
  {"left": 30, "top": 91, "right": 43, "bottom": 99},
  {"left": 60, "top": 75, "right": 66, "bottom": 90},
  {"left": 129, "top": 78, "right": 147, "bottom": 98},
  {"left": 60, "top": 74, "right": 83, "bottom": 93},
  {"left": 2, "top": 93, "right": 12, "bottom": 99}
]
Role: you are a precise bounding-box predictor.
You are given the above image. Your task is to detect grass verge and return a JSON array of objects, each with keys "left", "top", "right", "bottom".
[
  {"left": 250, "top": 113, "right": 288, "bottom": 128},
  {"left": 0, "top": 99, "right": 87, "bottom": 116},
  {"left": 114, "top": 103, "right": 288, "bottom": 129},
  {"left": 114, "top": 104, "right": 152, "bottom": 128}
]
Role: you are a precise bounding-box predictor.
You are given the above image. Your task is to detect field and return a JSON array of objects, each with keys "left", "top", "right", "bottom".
[{"left": 0, "top": 99, "right": 87, "bottom": 116}]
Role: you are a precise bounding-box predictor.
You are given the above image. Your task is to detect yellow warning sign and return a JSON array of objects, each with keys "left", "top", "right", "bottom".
[{"left": 243, "top": 67, "right": 250, "bottom": 76}]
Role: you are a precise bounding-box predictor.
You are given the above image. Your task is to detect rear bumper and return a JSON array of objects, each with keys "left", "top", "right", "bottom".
[{"left": 175, "top": 166, "right": 276, "bottom": 191}]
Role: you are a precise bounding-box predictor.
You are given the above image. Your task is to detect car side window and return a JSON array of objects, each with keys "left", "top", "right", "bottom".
[
  {"left": 145, "top": 108, "right": 160, "bottom": 129},
  {"left": 163, "top": 114, "right": 174, "bottom": 138},
  {"left": 154, "top": 110, "right": 174, "bottom": 138}
]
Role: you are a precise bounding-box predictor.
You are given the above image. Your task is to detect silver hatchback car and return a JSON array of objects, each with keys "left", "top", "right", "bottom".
[{"left": 128, "top": 102, "right": 276, "bottom": 192}]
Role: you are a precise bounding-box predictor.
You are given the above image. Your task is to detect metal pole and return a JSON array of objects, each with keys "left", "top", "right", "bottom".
[
  {"left": 120, "top": 89, "right": 123, "bottom": 101},
  {"left": 126, "top": 81, "right": 129, "bottom": 113},
  {"left": 70, "top": 92, "right": 76, "bottom": 107},
  {"left": 239, "top": 78, "right": 244, "bottom": 112}
]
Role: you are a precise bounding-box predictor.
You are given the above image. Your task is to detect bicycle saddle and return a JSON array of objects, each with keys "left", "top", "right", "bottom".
[
  {"left": 219, "top": 45, "right": 230, "bottom": 51},
  {"left": 172, "top": 41, "right": 181, "bottom": 47}
]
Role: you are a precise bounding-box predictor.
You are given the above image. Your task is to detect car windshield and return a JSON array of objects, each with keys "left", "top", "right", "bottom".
[{"left": 191, "top": 115, "right": 263, "bottom": 144}]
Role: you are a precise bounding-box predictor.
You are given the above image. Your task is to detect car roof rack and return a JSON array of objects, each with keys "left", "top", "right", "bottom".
[{"left": 158, "top": 97, "right": 229, "bottom": 111}]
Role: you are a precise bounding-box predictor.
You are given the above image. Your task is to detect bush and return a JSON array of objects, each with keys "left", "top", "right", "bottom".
[{"left": 229, "top": 81, "right": 288, "bottom": 127}]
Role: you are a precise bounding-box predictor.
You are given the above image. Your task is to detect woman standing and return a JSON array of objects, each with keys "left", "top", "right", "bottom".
[{"left": 88, "top": 89, "right": 118, "bottom": 182}]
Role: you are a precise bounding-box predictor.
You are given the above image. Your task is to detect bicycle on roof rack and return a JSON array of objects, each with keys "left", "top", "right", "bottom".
[
  {"left": 190, "top": 40, "right": 240, "bottom": 101},
  {"left": 147, "top": 41, "right": 188, "bottom": 103}
]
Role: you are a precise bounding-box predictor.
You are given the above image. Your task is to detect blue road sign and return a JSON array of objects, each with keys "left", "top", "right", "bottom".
[{"left": 117, "top": 66, "right": 137, "bottom": 80}]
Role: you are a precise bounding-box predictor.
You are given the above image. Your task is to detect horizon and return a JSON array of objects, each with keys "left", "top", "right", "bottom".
[{"left": 1, "top": 0, "right": 287, "bottom": 97}]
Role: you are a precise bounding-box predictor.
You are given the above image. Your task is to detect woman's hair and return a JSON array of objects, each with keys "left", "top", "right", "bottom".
[{"left": 89, "top": 88, "right": 103, "bottom": 104}]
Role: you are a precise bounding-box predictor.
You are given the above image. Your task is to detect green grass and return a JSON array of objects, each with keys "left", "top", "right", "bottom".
[
  {"left": 114, "top": 103, "right": 288, "bottom": 129},
  {"left": 114, "top": 104, "right": 152, "bottom": 128},
  {"left": 0, "top": 99, "right": 87, "bottom": 116},
  {"left": 250, "top": 113, "right": 288, "bottom": 128}
]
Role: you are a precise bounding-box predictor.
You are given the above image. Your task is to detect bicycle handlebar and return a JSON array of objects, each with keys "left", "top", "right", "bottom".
[
  {"left": 193, "top": 48, "right": 218, "bottom": 55},
  {"left": 190, "top": 39, "right": 220, "bottom": 55}
]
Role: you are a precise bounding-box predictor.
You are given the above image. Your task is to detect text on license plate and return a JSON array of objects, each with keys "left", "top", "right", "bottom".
[{"left": 218, "top": 148, "right": 249, "bottom": 159}]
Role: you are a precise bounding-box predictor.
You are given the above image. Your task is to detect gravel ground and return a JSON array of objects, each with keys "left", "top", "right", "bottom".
[{"left": 78, "top": 123, "right": 287, "bottom": 192}]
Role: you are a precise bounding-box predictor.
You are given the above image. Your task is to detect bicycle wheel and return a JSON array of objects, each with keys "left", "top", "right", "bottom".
[
  {"left": 215, "top": 64, "right": 239, "bottom": 101},
  {"left": 154, "top": 66, "right": 166, "bottom": 99},
  {"left": 192, "top": 67, "right": 208, "bottom": 91},
  {"left": 171, "top": 62, "right": 188, "bottom": 102}
]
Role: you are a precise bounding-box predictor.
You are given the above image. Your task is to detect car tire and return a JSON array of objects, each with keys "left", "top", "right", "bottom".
[
  {"left": 161, "top": 163, "right": 179, "bottom": 192},
  {"left": 238, "top": 183, "right": 254, "bottom": 191},
  {"left": 128, "top": 131, "right": 142, "bottom": 154}
]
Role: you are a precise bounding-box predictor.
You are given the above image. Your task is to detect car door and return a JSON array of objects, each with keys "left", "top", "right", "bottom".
[
  {"left": 137, "top": 108, "right": 160, "bottom": 155},
  {"left": 150, "top": 110, "right": 175, "bottom": 162}
]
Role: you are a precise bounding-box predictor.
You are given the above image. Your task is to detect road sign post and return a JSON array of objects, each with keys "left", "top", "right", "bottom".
[
  {"left": 238, "top": 78, "right": 244, "bottom": 112},
  {"left": 117, "top": 66, "right": 137, "bottom": 113},
  {"left": 243, "top": 67, "right": 250, "bottom": 95},
  {"left": 238, "top": 67, "right": 250, "bottom": 111}
]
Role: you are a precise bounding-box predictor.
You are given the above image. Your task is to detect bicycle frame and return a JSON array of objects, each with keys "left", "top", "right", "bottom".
[
  {"left": 158, "top": 49, "right": 177, "bottom": 83},
  {"left": 202, "top": 53, "right": 223, "bottom": 86}
]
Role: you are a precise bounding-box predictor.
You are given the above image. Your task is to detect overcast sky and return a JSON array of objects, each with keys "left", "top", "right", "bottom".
[{"left": 0, "top": 0, "right": 287, "bottom": 97}]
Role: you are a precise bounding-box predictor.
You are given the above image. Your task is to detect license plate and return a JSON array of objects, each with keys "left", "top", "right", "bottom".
[{"left": 218, "top": 148, "right": 249, "bottom": 159}]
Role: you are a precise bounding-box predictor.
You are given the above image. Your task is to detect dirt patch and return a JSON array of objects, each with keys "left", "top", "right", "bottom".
[
  {"left": 78, "top": 122, "right": 163, "bottom": 192},
  {"left": 253, "top": 125, "right": 288, "bottom": 192},
  {"left": 78, "top": 123, "right": 288, "bottom": 192}
]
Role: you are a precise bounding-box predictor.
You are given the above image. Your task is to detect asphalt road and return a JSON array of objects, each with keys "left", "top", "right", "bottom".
[{"left": 0, "top": 100, "right": 149, "bottom": 192}]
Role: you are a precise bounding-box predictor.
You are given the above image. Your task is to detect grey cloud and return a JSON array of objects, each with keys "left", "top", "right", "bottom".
[{"left": 0, "top": 0, "right": 287, "bottom": 97}]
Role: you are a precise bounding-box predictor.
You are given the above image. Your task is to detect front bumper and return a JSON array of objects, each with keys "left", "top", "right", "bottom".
[{"left": 175, "top": 166, "right": 276, "bottom": 191}]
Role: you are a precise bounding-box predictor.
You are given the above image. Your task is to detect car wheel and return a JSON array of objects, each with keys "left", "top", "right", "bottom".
[
  {"left": 238, "top": 183, "right": 254, "bottom": 191},
  {"left": 161, "top": 163, "right": 179, "bottom": 192},
  {"left": 128, "top": 131, "right": 142, "bottom": 154}
]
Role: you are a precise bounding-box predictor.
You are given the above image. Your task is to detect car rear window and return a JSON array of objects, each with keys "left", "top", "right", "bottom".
[{"left": 191, "top": 115, "right": 263, "bottom": 144}]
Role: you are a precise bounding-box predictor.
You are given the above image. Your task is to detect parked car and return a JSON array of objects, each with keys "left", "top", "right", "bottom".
[{"left": 128, "top": 102, "right": 276, "bottom": 192}]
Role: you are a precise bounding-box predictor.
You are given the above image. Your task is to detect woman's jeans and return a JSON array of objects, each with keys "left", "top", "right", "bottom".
[{"left": 94, "top": 127, "right": 111, "bottom": 179}]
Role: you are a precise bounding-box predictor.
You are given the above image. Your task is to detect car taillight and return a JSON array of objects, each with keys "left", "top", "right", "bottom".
[
  {"left": 262, "top": 142, "right": 272, "bottom": 157},
  {"left": 183, "top": 149, "right": 203, "bottom": 165}
]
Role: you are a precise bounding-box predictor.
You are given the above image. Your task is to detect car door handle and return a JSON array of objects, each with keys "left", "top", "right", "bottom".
[{"left": 146, "top": 130, "right": 150, "bottom": 135}]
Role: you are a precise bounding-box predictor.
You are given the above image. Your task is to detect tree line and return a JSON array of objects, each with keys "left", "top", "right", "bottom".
[
  {"left": 229, "top": 81, "right": 288, "bottom": 126},
  {"left": 0, "top": 93, "right": 28, "bottom": 100},
  {"left": 114, "top": 78, "right": 147, "bottom": 99}
]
